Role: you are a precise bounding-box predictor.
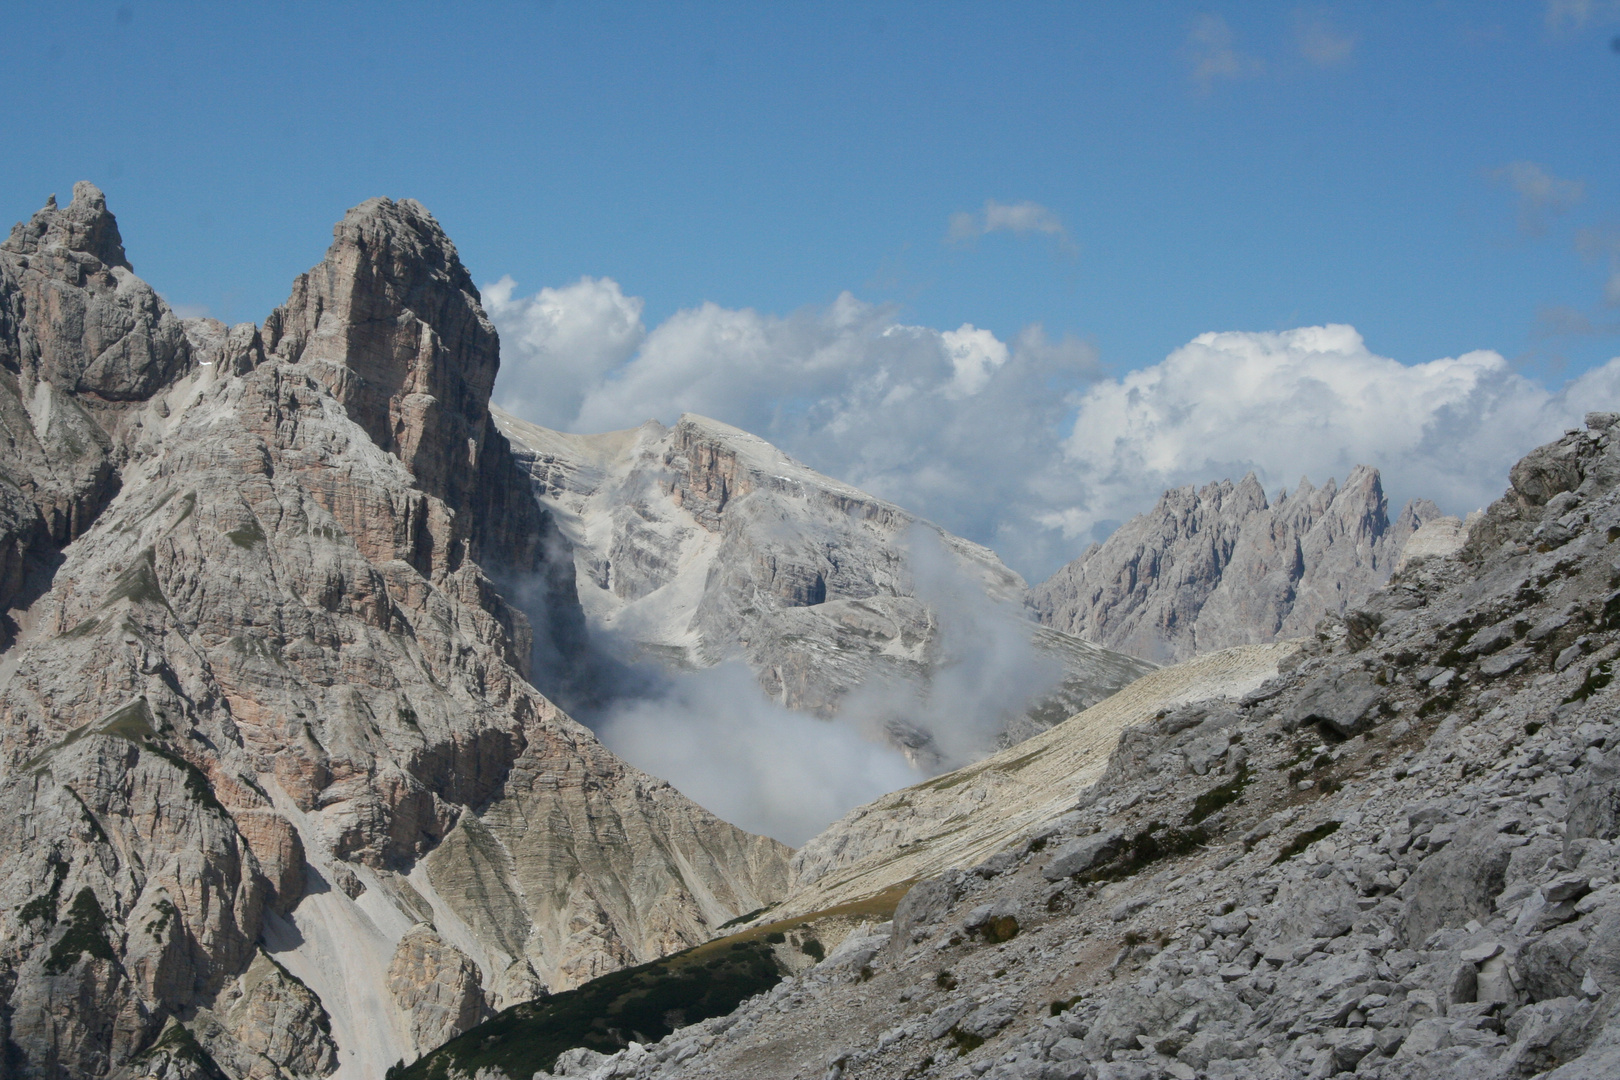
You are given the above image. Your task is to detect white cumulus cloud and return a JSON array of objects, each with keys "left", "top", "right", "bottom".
[
  {"left": 1055, "top": 324, "right": 1620, "bottom": 544},
  {"left": 490, "top": 276, "right": 1620, "bottom": 582},
  {"left": 485, "top": 274, "right": 646, "bottom": 429}
]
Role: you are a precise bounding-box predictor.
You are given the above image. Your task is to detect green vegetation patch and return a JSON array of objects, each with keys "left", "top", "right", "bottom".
[
  {"left": 225, "top": 517, "right": 266, "bottom": 549},
  {"left": 399, "top": 882, "right": 915, "bottom": 1080},
  {"left": 45, "top": 888, "right": 116, "bottom": 973},
  {"left": 1417, "top": 691, "right": 1458, "bottom": 718},
  {"left": 18, "top": 857, "right": 69, "bottom": 927},
  {"left": 1184, "top": 764, "right": 1249, "bottom": 826},
  {"left": 1272, "top": 820, "right": 1341, "bottom": 865},
  {"left": 394, "top": 938, "right": 785, "bottom": 1080},
  {"left": 717, "top": 905, "right": 772, "bottom": 930},
  {"left": 145, "top": 897, "right": 177, "bottom": 939},
  {"left": 997, "top": 745, "right": 1050, "bottom": 774},
  {"left": 918, "top": 764, "right": 986, "bottom": 793},
  {"left": 974, "top": 915, "right": 1020, "bottom": 944},
  {"left": 60, "top": 616, "right": 101, "bottom": 640},
  {"left": 1079, "top": 822, "right": 1209, "bottom": 884}
]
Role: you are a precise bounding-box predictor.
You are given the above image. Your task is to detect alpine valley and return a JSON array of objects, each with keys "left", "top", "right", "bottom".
[{"left": 3, "top": 184, "right": 1617, "bottom": 1080}]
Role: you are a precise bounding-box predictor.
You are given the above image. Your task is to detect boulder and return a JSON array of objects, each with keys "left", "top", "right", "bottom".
[
  {"left": 1288, "top": 671, "right": 1384, "bottom": 738},
  {"left": 887, "top": 874, "right": 962, "bottom": 955},
  {"left": 1398, "top": 823, "right": 1512, "bottom": 946},
  {"left": 1043, "top": 831, "right": 1124, "bottom": 881},
  {"left": 1567, "top": 745, "right": 1620, "bottom": 841}
]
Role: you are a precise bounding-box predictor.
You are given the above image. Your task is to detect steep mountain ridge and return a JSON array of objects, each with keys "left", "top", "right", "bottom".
[
  {"left": 1030, "top": 467, "right": 1451, "bottom": 663},
  {"left": 0, "top": 185, "right": 790, "bottom": 1080}
]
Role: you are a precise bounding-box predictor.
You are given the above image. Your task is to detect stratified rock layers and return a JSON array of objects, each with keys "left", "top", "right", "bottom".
[
  {"left": 0, "top": 186, "right": 790, "bottom": 1079},
  {"left": 1030, "top": 467, "right": 1446, "bottom": 662}
]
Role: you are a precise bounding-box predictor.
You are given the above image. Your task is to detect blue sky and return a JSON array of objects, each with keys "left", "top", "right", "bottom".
[{"left": 5, "top": 2, "right": 1620, "bottom": 577}]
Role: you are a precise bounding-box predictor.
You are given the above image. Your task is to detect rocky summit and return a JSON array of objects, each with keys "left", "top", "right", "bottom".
[
  {"left": 420, "top": 414, "right": 1620, "bottom": 1080},
  {"left": 0, "top": 185, "right": 790, "bottom": 1080},
  {"left": 1030, "top": 468, "right": 1456, "bottom": 665}
]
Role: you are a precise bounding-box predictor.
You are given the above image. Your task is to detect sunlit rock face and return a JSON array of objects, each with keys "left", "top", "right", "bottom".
[
  {"left": 0, "top": 185, "right": 791, "bottom": 1080},
  {"left": 496, "top": 409, "right": 1155, "bottom": 763},
  {"left": 1030, "top": 466, "right": 1446, "bottom": 663}
]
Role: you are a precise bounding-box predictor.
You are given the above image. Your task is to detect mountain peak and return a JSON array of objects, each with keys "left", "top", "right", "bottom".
[
  {"left": 1031, "top": 465, "right": 1437, "bottom": 662},
  {"left": 263, "top": 194, "right": 501, "bottom": 509},
  {"left": 2, "top": 180, "right": 130, "bottom": 270}
]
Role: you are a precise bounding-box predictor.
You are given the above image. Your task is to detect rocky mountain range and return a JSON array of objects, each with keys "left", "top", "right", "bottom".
[
  {"left": 5, "top": 179, "right": 1610, "bottom": 1080},
  {"left": 1029, "top": 468, "right": 1459, "bottom": 664},
  {"left": 413, "top": 414, "right": 1620, "bottom": 1080},
  {"left": 0, "top": 185, "right": 791, "bottom": 1079},
  {"left": 493, "top": 410, "right": 1154, "bottom": 762}
]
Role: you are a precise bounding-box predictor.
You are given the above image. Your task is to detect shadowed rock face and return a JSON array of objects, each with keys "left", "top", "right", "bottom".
[
  {"left": 262, "top": 197, "right": 584, "bottom": 666},
  {"left": 1029, "top": 467, "right": 1445, "bottom": 663},
  {"left": 0, "top": 187, "right": 791, "bottom": 1080}
]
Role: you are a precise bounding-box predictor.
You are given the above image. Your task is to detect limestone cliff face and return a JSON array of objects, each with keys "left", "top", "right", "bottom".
[
  {"left": 0, "top": 183, "right": 198, "bottom": 645},
  {"left": 1029, "top": 467, "right": 1445, "bottom": 663},
  {"left": 0, "top": 187, "right": 790, "bottom": 1080},
  {"left": 495, "top": 411, "right": 1153, "bottom": 751}
]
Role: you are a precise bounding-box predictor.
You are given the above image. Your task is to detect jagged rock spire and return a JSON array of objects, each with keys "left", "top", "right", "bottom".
[
  {"left": 262, "top": 196, "right": 503, "bottom": 516},
  {"left": 2, "top": 180, "right": 131, "bottom": 270}
]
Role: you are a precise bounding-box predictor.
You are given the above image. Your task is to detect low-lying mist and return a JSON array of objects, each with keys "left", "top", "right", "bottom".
[{"left": 569, "top": 530, "right": 1065, "bottom": 847}]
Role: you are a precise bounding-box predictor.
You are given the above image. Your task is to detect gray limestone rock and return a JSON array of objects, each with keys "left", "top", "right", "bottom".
[
  {"left": 1398, "top": 823, "right": 1512, "bottom": 946},
  {"left": 1029, "top": 467, "right": 1440, "bottom": 663},
  {"left": 1287, "top": 671, "right": 1384, "bottom": 738},
  {"left": 1043, "top": 831, "right": 1124, "bottom": 881},
  {"left": 495, "top": 409, "right": 1155, "bottom": 762}
]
